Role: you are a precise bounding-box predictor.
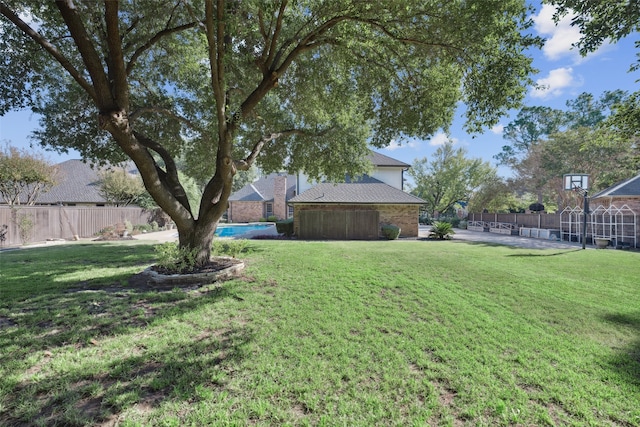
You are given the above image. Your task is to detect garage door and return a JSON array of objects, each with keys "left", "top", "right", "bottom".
[{"left": 298, "top": 210, "right": 379, "bottom": 240}]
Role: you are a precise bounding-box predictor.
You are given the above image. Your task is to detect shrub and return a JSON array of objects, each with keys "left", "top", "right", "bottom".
[
  {"left": 429, "top": 221, "right": 455, "bottom": 240},
  {"left": 154, "top": 242, "right": 198, "bottom": 273},
  {"left": 437, "top": 216, "right": 460, "bottom": 227},
  {"left": 266, "top": 215, "right": 278, "bottom": 222},
  {"left": 259, "top": 217, "right": 266, "bottom": 222},
  {"left": 275, "top": 218, "right": 294, "bottom": 237},
  {"left": 124, "top": 219, "right": 133, "bottom": 233},
  {"left": 150, "top": 221, "right": 159, "bottom": 231},
  {"left": 133, "top": 223, "right": 151, "bottom": 233},
  {"left": 15, "top": 212, "right": 35, "bottom": 244},
  {"left": 458, "top": 220, "right": 468, "bottom": 229},
  {"left": 211, "top": 239, "right": 249, "bottom": 258},
  {"left": 381, "top": 224, "right": 401, "bottom": 240},
  {"left": 419, "top": 215, "right": 431, "bottom": 225}
]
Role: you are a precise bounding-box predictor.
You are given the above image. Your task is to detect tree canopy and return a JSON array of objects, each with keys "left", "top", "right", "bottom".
[
  {"left": 409, "top": 141, "right": 497, "bottom": 218},
  {"left": 0, "top": 144, "right": 57, "bottom": 205},
  {"left": 1, "top": 0, "right": 540, "bottom": 264},
  {"left": 498, "top": 91, "right": 638, "bottom": 210},
  {"left": 97, "top": 168, "right": 146, "bottom": 207}
]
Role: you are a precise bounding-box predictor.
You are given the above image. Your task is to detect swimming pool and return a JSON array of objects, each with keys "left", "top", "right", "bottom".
[{"left": 215, "top": 223, "right": 276, "bottom": 238}]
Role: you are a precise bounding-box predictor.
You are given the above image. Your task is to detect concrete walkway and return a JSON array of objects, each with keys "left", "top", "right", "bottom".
[{"left": 421, "top": 226, "right": 586, "bottom": 250}]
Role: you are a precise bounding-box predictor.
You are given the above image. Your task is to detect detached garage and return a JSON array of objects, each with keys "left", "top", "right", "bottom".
[{"left": 289, "top": 181, "right": 425, "bottom": 240}]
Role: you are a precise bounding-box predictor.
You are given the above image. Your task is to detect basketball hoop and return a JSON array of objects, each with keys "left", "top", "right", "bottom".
[
  {"left": 563, "top": 174, "right": 589, "bottom": 192},
  {"left": 563, "top": 173, "right": 590, "bottom": 249}
]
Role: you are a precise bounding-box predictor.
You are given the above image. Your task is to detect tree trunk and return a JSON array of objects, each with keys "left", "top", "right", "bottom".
[{"left": 177, "top": 219, "right": 220, "bottom": 267}]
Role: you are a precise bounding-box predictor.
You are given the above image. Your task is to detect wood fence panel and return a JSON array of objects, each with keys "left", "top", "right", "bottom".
[
  {"left": 299, "top": 210, "right": 379, "bottom": 240},
  {"left": 0, "top": 206, "right": 150, "bottom": 246}
]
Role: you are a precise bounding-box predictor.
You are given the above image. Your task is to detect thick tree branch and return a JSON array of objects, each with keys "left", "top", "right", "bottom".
[
  {"left": 263, "top": 0, "right": 288, "bottom": 72},
  {"left": 55, "top": 0, "right": 114, "bottom": 111},
  {"left": 104, "top": 0, "right": 129, "bottom": 110},
  {"left": 0, "top": 1, "right": 96, "bottom": 100},
  {"left": 132, "top": 131, "right": 192, "bottom": 215},
  {"left": 204, "top": 0, "right": 228, "bottom": 143}
]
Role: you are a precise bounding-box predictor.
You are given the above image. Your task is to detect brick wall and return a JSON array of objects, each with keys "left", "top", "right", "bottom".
[
  {"left": 292, "top": 203, "right": 420, "bottom": 238},
  {"left": 273, "top": 175, "right": 287, "bottom": 220},
  {"left": 229, "top": 201, "right": 264, "bottom": 222}
]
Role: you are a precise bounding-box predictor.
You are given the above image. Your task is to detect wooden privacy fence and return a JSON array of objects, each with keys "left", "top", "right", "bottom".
[
  {"left": 468, "top": 212, "right": 560, "bottom": 229},
  {"left": 298, "top": 210, "right": 380, "bottom": 240},
  {"left": 0, "top": 206, "right": 150, "bottom": 246}
]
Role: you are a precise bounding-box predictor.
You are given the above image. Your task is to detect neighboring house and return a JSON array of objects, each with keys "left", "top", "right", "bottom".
[
  {"left": 591, "top": 173, "right": 640, "bottom": 211},
  {"left": 34, "top": 159, "right": 137, "bottom": 206},
  {"left": 590, "top": 173, "right": 640, "bottom": 248},
  {"left": 227, "top": 173, "right": 297, "bottom": 222},
  {"left": 289, "top": 176, "right": 425, "bottom": 239},
  {"left": 227, "top": 151, "right": 426, "bottom": 239}
]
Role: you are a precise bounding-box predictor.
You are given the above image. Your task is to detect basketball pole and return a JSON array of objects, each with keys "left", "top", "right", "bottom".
[{"left": 581, "top": 190, "right": 588, "bottom": 250}]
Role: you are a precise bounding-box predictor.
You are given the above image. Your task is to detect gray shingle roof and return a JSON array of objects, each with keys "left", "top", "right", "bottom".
[
  {"left": 35, "top": 159, "right": 139, "bottom": 204},
  {"left": 367, "top": 151, "right": 410, "bottom": 168},
  {"left": 37, "top": 159, "right": 105, "bottom": 204},
  {"left": 289, "top": 182, "right": 425, "bottom": 204},
  {"left": 229, "top": 173, "right": 297, "bottom": 202},
  {"left": 592, "top": 173, "right": 640, "bottom": 198}
]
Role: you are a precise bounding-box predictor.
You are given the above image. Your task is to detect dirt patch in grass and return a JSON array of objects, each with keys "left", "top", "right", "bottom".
[{"left": 0, "top": 316, "right": 17, "bottom": 329}]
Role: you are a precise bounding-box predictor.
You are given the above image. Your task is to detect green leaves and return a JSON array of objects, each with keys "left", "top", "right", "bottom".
[
  {"left": 0, "top": 144, "right": 57, "bottom": 205},
  {"left": 409, "top": 141, "right": 497, "bottom": 218}
]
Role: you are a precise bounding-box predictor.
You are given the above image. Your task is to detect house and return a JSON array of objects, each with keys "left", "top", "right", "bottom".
[
  {"left": 589, "top": 173, "right": 640, "bottom": 248},
  {"left": 590, "top": 173, "right": 640, "bottom": 211},
  {"left": 33, "top": 159, "right": 139, "bottom": 206},
  {"left": 227, "top": 151, "right": 425, "bottom": 239},
  {"left": 227, "top": 173, "right": 297, "bottom": 222},
  {"left": 289, "top": 176, "right": 425, "bottom": 239}
]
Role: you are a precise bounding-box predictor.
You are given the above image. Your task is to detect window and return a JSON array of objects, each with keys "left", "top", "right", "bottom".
[
  {"left": 265, "top": 203, "right": 273, "bottom": 217},
  {"left": 288, "top": 205, "right": 294, "bottom": 218}
]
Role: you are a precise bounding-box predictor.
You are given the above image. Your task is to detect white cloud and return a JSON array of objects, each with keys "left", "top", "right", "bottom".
[
  {"left": 535, "top": 7, "right": 580, "bottom": 60},
  {"left": 490, "top": 124, "right": 504, "bottom": 135},
  {"left": 530, "top": 67, "right": 577, "bottom": 99},
  {"left": 385, "top": 138, "right": 420, "bottom": 151},
  {"left": 429, "top": 132, "right": 457, "bottom": 147},
  {"left": 533, "top": 4, "right": 582, "bottom": 61}
]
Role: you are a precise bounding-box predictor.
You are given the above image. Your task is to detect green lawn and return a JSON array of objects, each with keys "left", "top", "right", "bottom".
[{"left": 0, "top": 240, "right": 639, "bottom": 426}]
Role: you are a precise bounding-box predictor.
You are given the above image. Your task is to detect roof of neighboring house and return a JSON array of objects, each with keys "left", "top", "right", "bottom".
[
  {"left": 367, "top": 151, "right": 410, "bottom": 168},
  {"left": 591, "top": 173, "right": 640, "bottom": 199},
  {"left": 289, "top": 178, "right": 425, "bottom": 204},
  {"left": 36, "top": 159, "right": 139, "bottom": 204},
  {"left": 229, "top": 173, "right": 297, "bottom": 202},
  {"left": 37, "top": 159, "right": 105, "bottom": 204}
]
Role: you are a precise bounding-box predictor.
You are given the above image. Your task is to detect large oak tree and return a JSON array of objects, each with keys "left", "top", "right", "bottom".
[{"left": 1, "top": 0, "right": 540, "bottom": 265}]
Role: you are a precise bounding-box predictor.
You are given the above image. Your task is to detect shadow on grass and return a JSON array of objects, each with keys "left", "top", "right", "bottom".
[
  {"left": 505, "top": 249, "right": 583, "bottom": 257},
  {"left": 603, "top": 312, "right": 640, "bottom": 388},
  {"left": 0, "top": 242, "right": 254, "bottom": 426},
  {"left": 449, "top": 239, "right": 583, "bottom": 255}
]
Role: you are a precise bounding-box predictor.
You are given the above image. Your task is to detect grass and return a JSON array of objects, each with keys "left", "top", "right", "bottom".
[{"left": 0, "top": 239, "right": 639, "bottom": 426}]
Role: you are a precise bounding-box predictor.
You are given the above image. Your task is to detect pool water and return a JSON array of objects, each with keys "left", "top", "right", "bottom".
[{"left": 215, "top": 223, "right": 274, "bottom": 238}]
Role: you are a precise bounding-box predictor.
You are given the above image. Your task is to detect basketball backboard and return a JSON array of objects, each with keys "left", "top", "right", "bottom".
[{"left": 563, "top": 174, "right": 589, "bottom": 191}]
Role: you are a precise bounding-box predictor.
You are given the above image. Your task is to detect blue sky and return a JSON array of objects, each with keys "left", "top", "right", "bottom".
[{"left": 1, "top": 3, "right": 638, "bottom": 178}]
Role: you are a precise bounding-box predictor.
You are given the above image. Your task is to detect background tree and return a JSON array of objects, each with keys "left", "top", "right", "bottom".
[
  {"left": 97, "top": 167, "right": 146, "bottom": 207},
  {"left": 0, "top": 144, "right": 57, "bottom": 205},
  {"left": 231, "top": 165, "right": 259, "bottom": 194},
  {"left": 466, "top": 175, "right": 512, "bottom": 213},
  {"left": 494, "top": 106, "right": 564, "bottom": 167},
  {"left": 498, "top": 91, "right": 636, "bottom": 210},
  {"left": 548, "top": 0, "right": 640, "bottom": 158},
  {"left": 1, "top": 1, "right": 540, "bottom": 266},
  {"left": 409, "top": 141, "right": 497, "bottom": 219}
]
